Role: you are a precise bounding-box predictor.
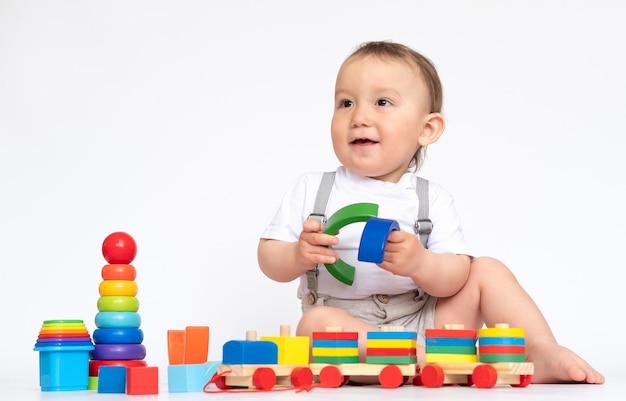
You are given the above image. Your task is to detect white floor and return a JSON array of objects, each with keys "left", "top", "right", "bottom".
[{"left": 3, "top": 373, "right": 622, "bottom": 401}]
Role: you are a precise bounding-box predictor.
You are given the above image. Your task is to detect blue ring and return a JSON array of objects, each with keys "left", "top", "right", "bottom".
[
  {"left": 93, "top": 328, "right": 144, "bottom": 344},
  {"left": 95, "top": 312, "right": 141, "bottom": 329}
]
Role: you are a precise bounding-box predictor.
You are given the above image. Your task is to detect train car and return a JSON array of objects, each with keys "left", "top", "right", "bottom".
[
  {"left": 414, "top": 323, "right": 534, "bottom": 388},
  {"left": 308, "top": 326, "right": 417, "bottom": 389},
  {"left": 214, "top": 326, "right": 313, "bottom": 390}
]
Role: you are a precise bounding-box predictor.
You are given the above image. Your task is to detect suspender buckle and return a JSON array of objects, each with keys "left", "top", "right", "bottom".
[
  {"left": 308, "top": 213, "right": 327, "bottom": 226},
  {"left": 415, "top": 219, "right": 433, "bottom": 235}
]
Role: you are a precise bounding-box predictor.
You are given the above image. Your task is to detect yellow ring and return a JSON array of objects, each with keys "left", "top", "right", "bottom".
[
  {"left": 99, "top": 280, "right": 138, "bottom": 296},
  {"left": 97, "top": 296, "right": 139, "bottom": 312},
  {"left": 478, "top": 327, "right": 525, "bottom": 338}
]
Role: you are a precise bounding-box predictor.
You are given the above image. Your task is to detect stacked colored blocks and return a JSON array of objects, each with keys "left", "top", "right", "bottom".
[
  {"left": 33, "top": 320, "right": 95, "bottom": 391},
  {"left": 167, "top": 326, "right": 217, "bottom": 393},
  {"left": 425, "top": 326, "right": 478, "bottom": 363},
  {"left": 366, "top": 330, "right": 417, "bottom": 364},
  {"left": 311, "top": 330, "right": 359, "bottom": 364},
  {"left": 478, "top": 324, "right": 526, "bottom": 363},
  {"left": 90, "top": 232, "right": 151, "bottom": 391}
]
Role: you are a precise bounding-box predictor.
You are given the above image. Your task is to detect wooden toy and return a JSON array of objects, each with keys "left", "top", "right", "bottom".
[
  {"left": 260, "top": 325, "right": 309, "bottom": 365},
  {"left": 309, "top": 326, "right": 416, "bottom": 389},
  {"left": 415, "top": 323, "right": 534, "bottom": 388},
  {"left": 215, "top": 330, "right": 313, "bottom": 390},
  {"left": 101, "top": 232, "right": 137, "bottom": 264}
]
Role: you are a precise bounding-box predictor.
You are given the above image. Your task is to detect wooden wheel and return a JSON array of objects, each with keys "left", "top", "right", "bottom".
[
  {"left": 290, "top": 367, "right": 314, "bottom": 387},
  {"left": 379, "top": 365, "right": 404, "bottom": 389},
  {"left": 512, "top": 374, "right": 532, "bottom": 388},
  {"left": 472, "top": 364, "right": 498, "bottom": 388},
  {"left": 420, "top": 365, "right": 445, "bottom": 388},
  {"left": 212, "top": 374, "right": 230, "bottom": 390},
  {"left": 318, "top": 365, "right": 344, "bottom": 388},
  {"left": 252, "top": 367, "right": 276, "bottom": 390}
]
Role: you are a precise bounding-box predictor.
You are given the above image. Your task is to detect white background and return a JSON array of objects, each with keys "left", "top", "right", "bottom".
[{"left": 1, "top": 0, "right": 624, "bottom": 392}]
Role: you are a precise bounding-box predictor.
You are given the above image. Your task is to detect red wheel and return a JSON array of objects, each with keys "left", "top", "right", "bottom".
[
  {"left": 379, "top": 365, "right": 404, "bottom": 389},
  {"left": 212, "top": 374, "right": 230, "bottom": 390},
  {"left": 472, "top": 365, "right": 498, "bottom": 388},
  {"left": 319, "top": 365, "right": 344, "bottom": 388},
  {"left": 291, "top": 367, "right": 314, "bottom": 387},
  {"left": 512, "top": 374, "right": 532, "bottom": 388},
  {"left": 420, "top": 365, "right": 445, "bottom": 388},
  {"left": 252, "top": 367, "right": 276, "bottom": 390}
]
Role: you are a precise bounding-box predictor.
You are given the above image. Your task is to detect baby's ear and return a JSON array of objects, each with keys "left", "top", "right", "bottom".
[{"left": 418, "top": 112, "right": 445, "bottom": 146}]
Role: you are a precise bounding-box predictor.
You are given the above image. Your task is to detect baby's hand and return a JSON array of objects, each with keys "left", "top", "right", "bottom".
[
  {"left": 296, "top": 218, "right": 339, "bottom": 270},
  {"left": 376, "top": 230, "right": 426, "bottom": 277}
]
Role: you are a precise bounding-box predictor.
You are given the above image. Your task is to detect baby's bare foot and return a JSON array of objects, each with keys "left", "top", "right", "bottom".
[{"left": 528, "top": 343, "right": 604, "bottom": 384}]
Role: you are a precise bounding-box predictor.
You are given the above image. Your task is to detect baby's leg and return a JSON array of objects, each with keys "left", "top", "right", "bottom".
[{"left": 434, "top": 256, "right": 604, "bottom": 384}]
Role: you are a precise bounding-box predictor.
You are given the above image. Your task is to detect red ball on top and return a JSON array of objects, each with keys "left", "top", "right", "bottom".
[{"left": 102, "top": 232, "right": 137, "bottom": 264}]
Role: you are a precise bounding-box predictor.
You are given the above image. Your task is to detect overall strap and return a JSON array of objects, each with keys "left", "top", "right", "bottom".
[
  {"left": 414, "top": 176, "right": 433, "bottom": 248},
  {"left": 306, "top": 171, "right": 336, "bottom": 302}
]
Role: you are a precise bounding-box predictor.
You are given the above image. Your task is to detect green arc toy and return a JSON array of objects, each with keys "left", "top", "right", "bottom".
[{"left": 323, "top": 202, "right": 379, "bottom": 285}]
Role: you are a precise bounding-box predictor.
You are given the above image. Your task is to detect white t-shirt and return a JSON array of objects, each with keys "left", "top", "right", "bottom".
[{"left": 261, "top": 166, "right": 472, "bottom": 300}]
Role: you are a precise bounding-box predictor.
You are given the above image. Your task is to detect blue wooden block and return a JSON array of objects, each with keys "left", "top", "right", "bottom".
[
  {"left": 222, "top": 340, "right": 278, "bottom": 365},
  {"left": 358, "top": 217, "right": 400, "bottom": 263},
  {"left": 426, "top": 337, "right": 477, "bottom": 347},
  {"left": 367, "top": 331, "right": 417, "bottom": 340},
  {"left": 167, "top": 361, "right": 220, "bottom": 393},
  {"left": 312, "top": 339, "right": 359, "bottom": 348},
  {"left": 97, "top": 366, "right": 126, "bottom": 393},
  {"left": 478, "top": 336, "right": 525, "bottom": 346}
]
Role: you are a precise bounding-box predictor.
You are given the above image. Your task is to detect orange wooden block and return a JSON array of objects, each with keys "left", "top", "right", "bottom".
[
  {"left": 184, "top": 326, "right": 209, "bottom": 364},
  {"left": 168, "top": 330, "right": 185, "bottom": 365}
]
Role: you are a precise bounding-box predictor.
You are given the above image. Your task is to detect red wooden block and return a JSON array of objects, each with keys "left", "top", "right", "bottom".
[
  {"left": 425, "top": 329, "right": 476, "bottom": 338},
  {"left": 366, "top": 347, "right": 417, "bottom": 356},
  {"left": 312, "top": 331, "right": 359, "bottom": 341},
  {"left": 127, "top": 366, "right": 158, "bottom": 395}
]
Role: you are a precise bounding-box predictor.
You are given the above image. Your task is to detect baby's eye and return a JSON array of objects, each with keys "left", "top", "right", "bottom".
[
  {"left": 339, "top": 100, "right": 354, "bottom": 108},
  {"left": 377, "top": 99, "right": 391, "bottom": 106}
]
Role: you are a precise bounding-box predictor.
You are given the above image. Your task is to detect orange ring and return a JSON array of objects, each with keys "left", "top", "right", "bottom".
[
  {"left": 101, "top": 264, "right": 136, "bottom": 280},
  {"left": 99, "top": 280, "right": 138, "bottom": 296}
]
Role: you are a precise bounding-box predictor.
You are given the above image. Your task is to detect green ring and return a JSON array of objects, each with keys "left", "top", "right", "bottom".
[
  {"left": 97, "top": 296, "right": 140, "bottom": 312},
  {"left": 323, "top": 202, "right": 379, "bottom": 285}
]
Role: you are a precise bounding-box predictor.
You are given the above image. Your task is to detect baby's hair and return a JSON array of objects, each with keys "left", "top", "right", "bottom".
[{"left": 346, "top": 41, "right": 443, "bottom": 170}]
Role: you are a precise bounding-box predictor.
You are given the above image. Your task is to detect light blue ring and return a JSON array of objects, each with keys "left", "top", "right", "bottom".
[{"left": 95, "top": 312, "right": 141, "bottom": 329}]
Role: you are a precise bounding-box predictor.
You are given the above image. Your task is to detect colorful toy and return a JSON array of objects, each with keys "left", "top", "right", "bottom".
[
  {"left": 415, "top": 323, "right": 534, "bottom": 388},
  {"left": 323, "top": 203, "right": 379, "bottom": 285},
  {"left": 358, "top": 217, "right": 400, "bottom": 263},
  {"left": 102, "top": 231, "right": 137, "bottom": 264},
  {"left": 211, "top": 325, "right": 416, "bottom": 391},
  {"left": 33, "top": 319, "right": 95, "bottom": 391},
  {"left": 167, "top": 325, "right": 218, "bottom": 393},
  {"left": 89, "top": 232, "right": 156, "bottom": 394}
]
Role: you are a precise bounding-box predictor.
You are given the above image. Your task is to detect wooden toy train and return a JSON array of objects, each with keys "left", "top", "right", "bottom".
[{"left": 209, "top": 323, "right": 534, "bottom": 390}]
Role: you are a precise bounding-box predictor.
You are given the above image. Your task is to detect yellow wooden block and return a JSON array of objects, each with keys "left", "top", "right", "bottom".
[
  {"left": 425, "top": 353, "right": 479, "bottom": 363},
  {"left": 260, "top": 335, "right": 310, "bottom": 365},
  {"left": 312, "top": 347, "right": 359, "bottom": 357},
  {"left": 478, "top": 327, "right": 525, "bottom": 338},
  {"left": 366, "top": 339, "right": 416, "bottom": 349}
]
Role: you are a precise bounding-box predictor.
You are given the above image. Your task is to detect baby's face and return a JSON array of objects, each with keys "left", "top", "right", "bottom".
[{"left": 331, "top": 55, "right": 432, "bottom": 183}]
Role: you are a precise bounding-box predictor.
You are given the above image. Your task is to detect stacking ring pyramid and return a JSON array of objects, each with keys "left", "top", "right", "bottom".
[{"left": 89, "top": 232, "right": 148, "bottom": 378}]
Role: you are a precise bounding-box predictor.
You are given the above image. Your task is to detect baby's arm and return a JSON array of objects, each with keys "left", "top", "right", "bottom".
[
  {"left": 258, "top": 219, "right": 340, "bottom": 283},
  {"left": 379, "top": 230, "right": 471, "bottom": 297}
]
